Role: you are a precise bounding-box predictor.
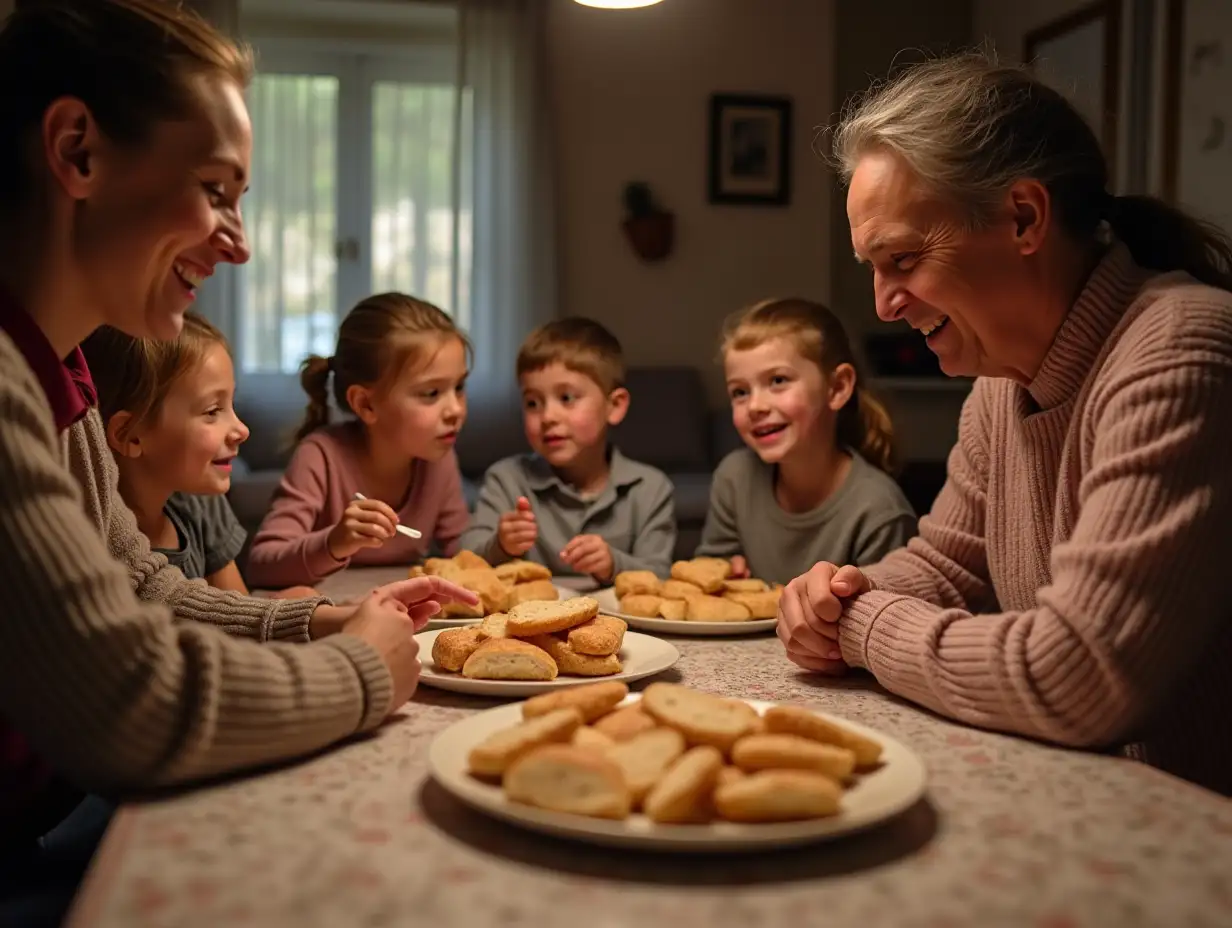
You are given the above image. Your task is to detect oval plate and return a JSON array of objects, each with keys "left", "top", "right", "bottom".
[
  {"left": 414, "top": 628, "right": 680, "bottom": 696},
  {"left": 428, "top": 694, "right": 928, "bottom": 852},
  {"left": 592, "top": 588, "right": 777, "bottom": 636}
]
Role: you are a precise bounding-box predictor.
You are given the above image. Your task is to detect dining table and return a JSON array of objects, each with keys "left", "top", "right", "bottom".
[{"left": 66, "top": 567, "right": 1232, "bottom": 928}]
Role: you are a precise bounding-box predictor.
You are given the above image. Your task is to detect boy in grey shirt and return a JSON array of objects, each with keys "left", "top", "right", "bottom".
[{"left": 459, "top": 319, "right": 675, "bottom": 581}]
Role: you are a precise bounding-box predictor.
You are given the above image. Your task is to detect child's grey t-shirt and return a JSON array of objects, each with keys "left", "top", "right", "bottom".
[
  {"left": 695, "top": 449, "right": 917, "bottom": 586},
  {"left": 154, "top": 493, "right": 248, "bottom": 581},
  {"left": 458, "top": 448, "right": 676, "bottom": 579}
]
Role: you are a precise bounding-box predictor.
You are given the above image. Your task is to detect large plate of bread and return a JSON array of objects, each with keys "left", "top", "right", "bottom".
[
  {"left": 594, "top": 558, "right": 781, "bottom": 635},
  {"left": 428, "top": 680, "right": 927, "bottom": 851},
  {"left": 410, "top": 550, "right": 578, "bottom": 629},
  {"left": 417, "top": 595, "right": 680, "bottom": 696}
]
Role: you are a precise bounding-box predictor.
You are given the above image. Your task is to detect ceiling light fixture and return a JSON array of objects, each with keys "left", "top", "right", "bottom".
[{"left": 573, "top": 0, "right": 665, "bottom": 9}]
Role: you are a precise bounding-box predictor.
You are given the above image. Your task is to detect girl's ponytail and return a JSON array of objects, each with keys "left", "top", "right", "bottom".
[{"left": 294, "top": 355, "right": 333, "bottom": 442}]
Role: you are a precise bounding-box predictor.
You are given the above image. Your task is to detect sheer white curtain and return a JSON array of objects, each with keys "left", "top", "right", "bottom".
[
  {"left": 188, "top": 0, "right": 557, "bottom": 406},
  {"left": 458, "top": 0, "right": 557, "bottom": 410}
]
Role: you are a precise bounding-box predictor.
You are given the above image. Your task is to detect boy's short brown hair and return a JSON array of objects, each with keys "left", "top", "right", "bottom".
[{"left": 516, "top": 317, "right": 626, "bottom": 393}]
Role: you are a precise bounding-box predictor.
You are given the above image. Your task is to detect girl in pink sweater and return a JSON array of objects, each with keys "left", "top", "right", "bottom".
[{"left": 247, "top": 293, "right": 471, "bottom": 589}]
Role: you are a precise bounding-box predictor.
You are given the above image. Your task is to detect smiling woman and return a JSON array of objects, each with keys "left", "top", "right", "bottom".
[
  {"left": 777, "top": 51, "right": 1232, "bottom": 796},
  {"left": 0, "top": 2, "right": 475, "bottom": 921}
]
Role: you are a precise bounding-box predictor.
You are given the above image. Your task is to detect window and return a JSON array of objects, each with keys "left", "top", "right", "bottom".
[{"left": 236, "top": 45, "right": 472, "bottom": 373}]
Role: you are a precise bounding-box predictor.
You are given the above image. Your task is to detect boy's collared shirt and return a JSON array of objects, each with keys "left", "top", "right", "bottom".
[{"left": 460, "top": 446, "right": 676, "bottom": 579}]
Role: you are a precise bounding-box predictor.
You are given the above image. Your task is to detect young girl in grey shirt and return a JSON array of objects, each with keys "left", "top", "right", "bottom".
[{"left": 697, "top": 299, "right": 917, "bottom": 586}]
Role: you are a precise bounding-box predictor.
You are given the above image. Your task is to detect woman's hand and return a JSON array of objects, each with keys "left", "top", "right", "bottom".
[
  {"left": 310, "top": 576, "right": 478, "bottom": 639},
  {"left": 327, "top": 497, "right": 401, "bottom": 561},
  {"left": 777, "top": 562, "right": 870, "bottom": 674}
]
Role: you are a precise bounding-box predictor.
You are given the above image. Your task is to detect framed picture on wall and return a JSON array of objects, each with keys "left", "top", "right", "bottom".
[
  {"left": 1161, "top": 0, "right": 1232, "bottom": 235},
  {"left": 707, "top": 94, "right": 792, "bottom": 206},
  {"left": 1024, "top": 0, "right": 1122, "bottom": 178}
]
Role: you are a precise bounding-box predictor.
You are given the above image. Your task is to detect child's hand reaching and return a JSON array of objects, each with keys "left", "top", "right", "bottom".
[
  {"left": 498, "top": 496, "right": 537, "bottom": 556},
  {"left": 729, "top": 555, "right": 750, "bottom": 579},
  {"left": 560, "top": 534, "right": 614, "bottom": 583},
  {"left": 328, "top": 497, "right": 400, "bottom": 561}
]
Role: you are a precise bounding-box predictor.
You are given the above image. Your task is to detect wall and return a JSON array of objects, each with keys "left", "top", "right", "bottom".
[
  {"left": 547, "top": 0, "right": 835, "bottom": 405},
  {"left": 972, "top": 0, "right": 1098, "bottom": 61}
]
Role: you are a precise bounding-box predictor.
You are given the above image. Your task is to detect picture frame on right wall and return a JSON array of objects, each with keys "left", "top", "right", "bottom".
[
  {"left": 1162, "top": 0, "right": 1232, "bottom": 235},
  {"left": 707, "top": 94, "right": 793, "bottom": 206}
]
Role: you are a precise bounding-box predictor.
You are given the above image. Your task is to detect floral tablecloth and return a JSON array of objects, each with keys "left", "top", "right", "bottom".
[{"left": 70, "top": 574, "right": 1232, "bottom": 928}]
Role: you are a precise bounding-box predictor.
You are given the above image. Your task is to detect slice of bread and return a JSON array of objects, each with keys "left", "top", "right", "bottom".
[
  {"left": 641, "top": 683, "right": 760, "bottom": 751},
  {"left": 643, "top": 745, "right": 724, "bottom": 824},
  {"left": 613, "top": 570, "right": 661, "bottom": 598},
  {"left": 730, "top": 734, "right": 857, "bottom": 781},
  {"left": 528, "top": 635, "right": 622, "bottom": 677},
  {"left": 506, "top": 596, "right": 599, "bottom": 636},
  {"left": 503, "top": 744, "right": 631, "bottom": 819},
  {"left": 603, "top": 726, "right": 686, "bottom": 803},
  {"left": 713, "top": 770, "right": 842, "bottom": 822},
  {"left": 521, "top": 680, "right": 629, "bottom": 722},
  {"left": 566, "top": 615, "right": 627, "bottom": 656},
  {"left": 591, "top": 703, "right": 658, "bottom": 742},
  {"left": 762, "top": 705, "right": 883, "bottom": 768},
  {"left": 467, "top": 707, "right": 582, "bottom": 777},
  {"left": 618, "top": 594, "right": 662, "bottom": 618},
  {"left": 461, "top": 638, "right": 558, "bottom": 681},
  {"left": 431, "top": 626, "right": 485, "bottom": 672},
  {"left": 509, "top": 578, "right": 559, "bottom": 606},
  {"left": 494, "top": 559, "right": 553, "bottom": 585},
  {"left": 476, "top": 613, "right": 509, "bottom": 640}
]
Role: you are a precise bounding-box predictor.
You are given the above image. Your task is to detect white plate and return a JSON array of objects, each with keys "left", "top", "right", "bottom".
[
  {"left": 592, "top": 587, "right": 778, "bottom": 636},
  {"left": 428, "top": 695, "right": 928, "bottom": 852},
  {"left": 415, "top": 629, "right": 680, "bottom": 696},
  {"left": 425, "top": 583, "right": 579, "bottom": 631}
]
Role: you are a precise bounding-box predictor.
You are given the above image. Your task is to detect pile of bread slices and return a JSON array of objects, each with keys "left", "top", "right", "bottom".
[
  {"left": 409, "top": 549, "right": 562, "bottom": 617},
  {"left": 615, "top": 556, "right": 782, "bottom": 622},
  {"left": 467, "top": 681, "right": 884, "bottom": 824},
  {"left": 431, "top": 596, "right": 627, "bottom": 681}
]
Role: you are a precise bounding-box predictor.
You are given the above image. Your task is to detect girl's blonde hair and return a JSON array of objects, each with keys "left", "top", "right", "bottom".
[
  {"left": 82, "top": 312, "right": 229, "bottom": 437},
  {"left": 295, "top": 292, "right": 470, "bottom": 442},
  {"left": 721, "top": 298, "right": 897, "bottom": 474},
  {"left": 831, "top": 50, "right": 1232, "bottom": 290}
]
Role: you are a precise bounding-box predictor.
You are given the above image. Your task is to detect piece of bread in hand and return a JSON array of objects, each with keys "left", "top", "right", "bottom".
[
  {"left": 462, "top": 638, "right": 558, "bottom": 681},
  {"left": 603, "top": 727, "right": 686, "bottom": 803},
  {"left": 527, "top": 635, "right": 622, "bottom": 676},
  {"left": 730, "top": 734, "right": 857, "bottom": 781},
  {"left": 567, "top": 615, "right": 627, "bottom": 656},
  {"left": 762, "top": 705, "right": 883, "bottom": 768},
  {"left": 509, "top": 578, "right": 559, "bottom": 606},
  {"left": 431, "top": 626, "right": 485, "bottom": 672},
  {"left": 591, "top": 703, "right": 658, "bottom": 742},
  {"left": 641, "top": 683, "right": 760, "bottom": 751},
  {"left": 494, "top": 558, "right": 553, "bottom": 585},
  {"left": 618, "top": 593, "right": 662, "bottom": 618},
  {"left": 614, "top": 570, "right": 661, "bottom": 598},
  {"left": 506, "top": 596, "right": 599, "bottom": 636},
  {"left": 685, "top": 595, "right": 751, "bottom": 623},
  {"left": 521, "top": 680, "right": 629, "bottom": 722},
  {"left": 713, "top": 770, "right": 842, "bottom": 822},
  {"left": 643, "top": 745, "right": 724, "bottom": 824},
  {"left": 467, "top": 707, "right": 582, "bottom": 777},
  {"left": 503, "top": 744, "right": 631, "bottom": 819}
]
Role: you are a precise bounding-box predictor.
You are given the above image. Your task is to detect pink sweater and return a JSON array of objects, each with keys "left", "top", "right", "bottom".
[
  {"left": 841, "top": 244, "right": 1232, "bottom": 795},
  {"left": 246, "top": 424, "right": 468, "bottom": 588}
]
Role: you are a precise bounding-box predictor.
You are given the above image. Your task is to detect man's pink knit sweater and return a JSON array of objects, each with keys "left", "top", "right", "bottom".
[{"left": 841, "top": 244, "right": 1232, "bottom": 795}]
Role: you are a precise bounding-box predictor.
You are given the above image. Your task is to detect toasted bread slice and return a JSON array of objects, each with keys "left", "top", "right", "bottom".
[
  {"left": 762, "top": 705, "right": 883, "bottom": 768},
  {"left": 641, "top": 684, "right": 760, "bottom": 751},
  {"left": 506, "top": 596, "right": 599, "bottom": 636},
  {"left": 730, "top": 734, "right": 857, "bottom": 780},
  {"left": 643, "top": 745, "right": 724, "bottom": 824},
  {"left": 618, "top": 594, "right": 662, "bottom": 618},
  {"left": 462, "top": 638, "right": 557, "bottom": 681},
  {"left": 509, "top": 578, "right": 559, "bottom": 606},
  {"left": 494, "top": 559, "right": 553, "bottom": 585},
  {"left": 613, "top": 570, "right": 661, "bottom": 598},
  {"left": 603, "top": 727, "right": 686, "bottom": 803},
  {"left": 521, "top": 680, "right": 629, "bottom": 722},
  {"left": 591, "top": 703, "right": 658, "bottom": 742},
  {"left": 528, "top": 635, "right": 622, "bottom": 677},
  {"left": 430, "top": 626, "right": 485, "bottom": 672},
  {"left": 713, "top": 770, "right": 841, "bottom": 822},
  {"left": 503, "top": 744, "right": 631, "bottom": 819},
  {"left": 566, "top": 615, "right": 627, "bottom": 656},
  {"left": 467, "top": 707, "right": 582, "bottom": 777}
]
